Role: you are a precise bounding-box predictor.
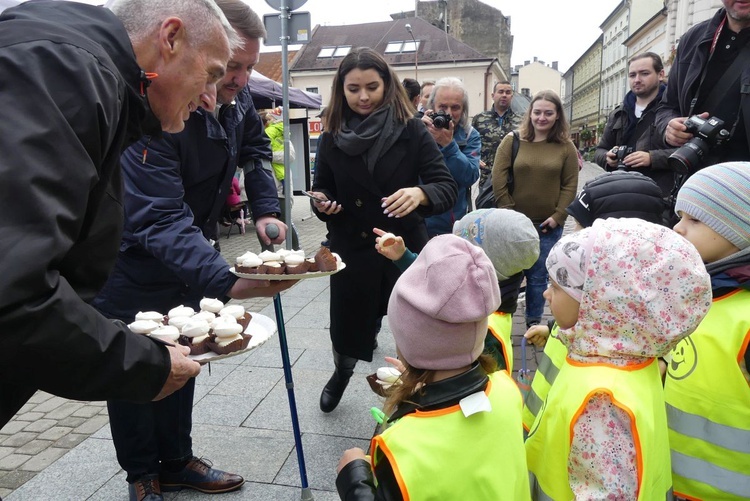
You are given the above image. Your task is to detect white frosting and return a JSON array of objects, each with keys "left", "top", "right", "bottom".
[
  {"left": 284, "top": 254, "right": 305, "bottom": 266},
  {"left": 236, "top": 251, "right": 257, "bottom": 265},
  {"left": 258, "top": 250, "right": 281, "bottom": 262},
  {"left": 240, "top": 255, "right": 263, "bottom": 267},
  {"left": 135, "top": 311, "right": 164, "bottom": 322},
  {"left": 265, "top": 261, "right": 283, "bottom": 269},
  {"left": 276, "top": 249, "right": 291, "bottom": 258},
  {"left": 191, "top": 334, "right": 210, "bottom": 345},
  {"left": 193, "top": 310, "right": 216, "bottom": 323},
  {"left": 213, "top": 322, "right": 244, "bottom": 338},
  {"left": 149, "top": 325, "right": 180, "bottom": 342},
  {"left": 168, "top": 316, "right": 191, "bottom": 330},
  {"left": 211, "top": 314, "right": 236, "bottom": 329},
  {"left": 167, "top": 305, "right": 195, "bottom": 318},
  {"left": 181, "top": 319, "right": 210, "bottom": 338},
  {"left": 217, "top": 333, "right": 244, "bottom": 347},
  {"left": 128, "top": 320, "right": 160, "bottom": 334},
  {"left": 219, "top": 304, "right": 245, "bottom": 319},
  {"left": 332, "top": 252, "right": 342, "bottom": 264},
  {"left": 199, "top": 297, "right": 224, "bottom": 313}
]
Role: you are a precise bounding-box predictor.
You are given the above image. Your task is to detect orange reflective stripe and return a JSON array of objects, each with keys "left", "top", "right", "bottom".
[
  {"left": 411, "top": 379, "right": 493, "bottom": 418},
  {"left": 566, "top": 356, "right": 655, "bottom": 371},
  {"left": 488, "top": 313, "right": 512, "bottom": 375},
  {"left": 372, "top": 436, "right": 410, "bottom": 501}
]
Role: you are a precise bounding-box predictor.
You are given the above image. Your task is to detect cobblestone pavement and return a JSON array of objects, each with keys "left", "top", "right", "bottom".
[{"left": 0, "top": 162, "right": 603, "bottom": 499}]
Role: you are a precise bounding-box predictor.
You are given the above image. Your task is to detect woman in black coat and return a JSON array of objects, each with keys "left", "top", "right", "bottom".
[{"left": 309, "top": 47, "right": 457, "bottom": 412}]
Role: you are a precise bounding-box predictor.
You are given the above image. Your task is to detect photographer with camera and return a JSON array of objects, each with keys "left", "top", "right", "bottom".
[
  {"left": 595, "top": 53, "right": 677, "bottom": 196},
  {"left": 656, "top": 0, "right": 750, "bottom": 176},
  {"left": 421, "top": 77, "right": 481, "bottom": 236}
]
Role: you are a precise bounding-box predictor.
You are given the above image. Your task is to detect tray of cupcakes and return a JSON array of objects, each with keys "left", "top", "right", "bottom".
[
  {"left": 127, "top": 298, "right": 276, "bottom": 363},
  {"left": 230, "top": 246, "right": 345, "bottom": 280}
]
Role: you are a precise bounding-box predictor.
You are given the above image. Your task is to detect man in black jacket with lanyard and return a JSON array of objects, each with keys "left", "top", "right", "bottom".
[
  {"left": 657, "top": 0, "right": 750, "bottom": 173},
  {"left": 0, "top": 0, "right": 237, "bottom": 428},
  {"left": 91, "top": 2, "right": 294, "bottom": 499}
]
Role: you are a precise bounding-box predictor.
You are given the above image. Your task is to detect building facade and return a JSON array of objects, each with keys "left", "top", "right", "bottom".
[
  {"left": 599, "top": 1, "right": 630, "bottom": 126},
  {"left": 515, "top": 58, "right": 562, "bottom": 97}
]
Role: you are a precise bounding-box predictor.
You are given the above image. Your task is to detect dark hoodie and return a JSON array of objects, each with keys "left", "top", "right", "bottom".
[{"left": 0, "top": 1, "right": 168, "bottom": 427}]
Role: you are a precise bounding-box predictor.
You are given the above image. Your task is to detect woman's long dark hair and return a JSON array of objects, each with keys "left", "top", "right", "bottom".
[
  {"left": 324, "top": 47, "right": 413, "bottom": 134},
  {"left": 519, "top": 90, "right": 571, "bottom": 143}
]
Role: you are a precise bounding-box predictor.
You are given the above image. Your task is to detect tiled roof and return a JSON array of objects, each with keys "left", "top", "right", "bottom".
[
  {"left": 254, "top": 51, "right": 297, "bottom": 83},
  {"left": 291, "top": 17, "right": 491, "bottom": 71}
]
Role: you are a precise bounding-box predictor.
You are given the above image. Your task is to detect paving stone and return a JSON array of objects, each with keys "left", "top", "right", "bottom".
[
  {"left": 72, "top": 415, "right": 109, "bottom": 435},
  {"left": 15, "top": 439, "right": 53, "bottom": 456},
  {"left": 26, "top": 392, "right": 53, "bottom": 405},
  {"left": 0, "top": 487, "right": 11, "bottom": 498},
  {"left": 22, "top": 419, "right": 56, "bottom": 433},
  {"left": 37, "top": 426, "right": 72, "bottom": 442},
  {"left": 0, "top": 421, "right": 26, "bottom": 436},
  {"left": 53, "top": 433, "right": 87, "bottom": 450},
  {"left": 0, "top": 470, "right": 35, "bottom": 490},
  {"left": 56, "top": 416, "right": 86, "bottom": 428},
  {"left": 30, "top": 396, "right": 68, "bottom": 414},
  {"left": 12, "top": 412, "right": 43, "bottom": 423},
  {"left": 0, "top": 447, "right": 13, "bottom": 461},
  {"left": 0, "top": 454, "right": 30, "bottom": 471},
  {"left": 70, "top": 405, "right": 101, "bottom": 419},
  {"left": 44, "top": 401, "right": 84, "bottom": 420},
  {"left": 1, "top": 433, "right": 35, "bottom": 448},
  {"left": 17, "top": 447, "right": 68, "bottom": 472}
]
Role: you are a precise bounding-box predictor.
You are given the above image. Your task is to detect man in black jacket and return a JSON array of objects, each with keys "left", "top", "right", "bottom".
[
  {"left": 91, "top": 2, "right": 294, "bottom": 499},
  {"left": 595, "top": 52, "right": 677, "bottom": 195},
  {"left": 657, "top": 1, "right": 750, "bottom": 173},
  {"left": 0, "top": 0, "right": 238, "bottom": 427}
]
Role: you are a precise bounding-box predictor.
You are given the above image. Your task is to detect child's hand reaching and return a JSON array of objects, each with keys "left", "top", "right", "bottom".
[
  {"left": 373, "top": 227, "right": 406, "bottom": 261},
  {"left": 524, "top": 324, "right": 550, "bottom": 348},
  {"left": 337, "top": 447, "right": 367, "bottom": 473}
]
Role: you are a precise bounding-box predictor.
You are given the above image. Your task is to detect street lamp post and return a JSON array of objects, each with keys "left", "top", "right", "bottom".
[{"left": 405, "top": 23, "right": 418, "bottom": 81}]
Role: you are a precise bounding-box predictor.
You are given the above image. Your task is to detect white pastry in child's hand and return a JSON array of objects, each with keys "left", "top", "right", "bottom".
[
  {"left": 376, "top": 366, "right": 402, "bottom": 384},
  {"left": 379, "top": 232, "right": 397, "bottom": 247}
]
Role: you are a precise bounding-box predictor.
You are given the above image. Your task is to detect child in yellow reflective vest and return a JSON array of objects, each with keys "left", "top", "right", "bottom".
[
  {"left": 526, "top": 218, "right": 711, "bottom": 499},
  {"left": 666, "top": 162, "right": 750, "bottom": 500},
  {"left": 335, "top": 235, "right": 530, "bottom": 500},
  {"left": 374, "top": 208, "right": 539, "bottom": 373}
]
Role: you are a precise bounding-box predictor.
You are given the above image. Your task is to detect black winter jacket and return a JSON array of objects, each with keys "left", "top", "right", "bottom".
[
  {"left": 92, "top": 87, "right": 278, "bottom": 320},
  {"left": 595, "top": 86, "right": 677, "bottom": 195},
  {"left": 656, "top": 8, "right": 750, "bottom": 169},
  {"left": 0, "top": 1, "right": 169, "bottom": 425}
]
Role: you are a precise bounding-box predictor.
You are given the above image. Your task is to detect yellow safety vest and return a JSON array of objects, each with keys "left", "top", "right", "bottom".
[
  {"left": 526, "top": 358, "right": 672, "bottom": 500},
  {"left": 487, "top": 311, "right": 513, "bottom": 374},
  {"left": 372, "top": 371, "right": 530, "bottom": 501},
  {"left": 664, "top": 289, "right": 750, "bottom": 500},
  {"left": 522, "top": 324, "right": 566, "bottom": 431}
]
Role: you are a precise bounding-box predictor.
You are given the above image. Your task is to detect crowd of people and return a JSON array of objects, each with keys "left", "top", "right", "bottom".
[{"left": 1, "top": 0, "right": 748, "bottom": 500}]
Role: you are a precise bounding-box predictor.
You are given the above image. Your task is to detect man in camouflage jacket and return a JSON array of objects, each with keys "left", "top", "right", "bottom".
[{"left": 472, "top": 81, "right": 521, "bottom": 185}]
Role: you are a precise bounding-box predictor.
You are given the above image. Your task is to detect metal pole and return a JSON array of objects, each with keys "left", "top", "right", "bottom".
[
  {"left": 405, "top": 24, "right": 418, "bottom": 81},
  {"left": 281, "top": 0, "right": 293, "bottom": 251}
]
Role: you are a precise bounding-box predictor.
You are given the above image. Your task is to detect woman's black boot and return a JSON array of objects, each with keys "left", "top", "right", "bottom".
[{"left": 320, "top": 349, "right": 357, "bottom": 413}]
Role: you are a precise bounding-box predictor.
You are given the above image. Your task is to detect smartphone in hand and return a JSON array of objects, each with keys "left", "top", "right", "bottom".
[{"left": 302, "top": 191, "right": 328, "bottom": 203}]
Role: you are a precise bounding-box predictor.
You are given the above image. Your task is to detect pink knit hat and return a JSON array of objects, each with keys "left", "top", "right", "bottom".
[{"left": 387, "top": 234, "right": 501, "bottom": 370}]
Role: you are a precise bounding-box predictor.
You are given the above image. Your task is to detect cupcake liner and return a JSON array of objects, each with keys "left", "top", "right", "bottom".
[
  {"left": 285, "top": 261, "right": 310, "bottom": 274},
  {"left": 206, "top": 333, "right": 252, "bottom": 355}
]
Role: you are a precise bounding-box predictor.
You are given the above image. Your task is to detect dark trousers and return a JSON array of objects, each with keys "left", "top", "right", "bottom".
[{"left": 107, "top": 378, "right": 195, "bottom": 482}]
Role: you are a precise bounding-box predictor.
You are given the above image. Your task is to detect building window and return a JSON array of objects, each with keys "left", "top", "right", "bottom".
[
  {"left": 317, "top": 45, "right": 351, "bottom": 58},
  {"left": 306, "top": 87, "right": 319, "bottom": 94},
  {"left": 385, "top": 40, "right": 420, "bottom": 53}
]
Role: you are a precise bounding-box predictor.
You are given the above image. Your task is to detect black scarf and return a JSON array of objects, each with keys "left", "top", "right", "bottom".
[{"left": 334, "top": 106, "right": 405, "bottom": 174}]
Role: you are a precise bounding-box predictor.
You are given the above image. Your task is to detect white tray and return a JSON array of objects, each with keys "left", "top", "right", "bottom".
[
  {"left": 230, "top": 261, "right": 346, "bottom": 280},
  {"left": 188, "top": 313, "right": 276, "bottom": 363}
]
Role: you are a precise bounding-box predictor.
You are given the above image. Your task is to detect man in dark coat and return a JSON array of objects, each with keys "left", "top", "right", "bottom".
[
  {"left": 656, "top": 1, "right": 750, "bottom": 173},
  {"left": 0, "top": 0, "right": 237, "bottom": 427},
  {"left": 91, "top": 3, "right": 293, "bottom": 499},
  {"left": 595, "top": 52, "right": 677, "bottom": 196}
]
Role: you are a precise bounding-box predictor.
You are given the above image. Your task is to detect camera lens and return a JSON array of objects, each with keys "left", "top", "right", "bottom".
[{"left": 668, "top": 138, "right": 709, "bottom": 174}]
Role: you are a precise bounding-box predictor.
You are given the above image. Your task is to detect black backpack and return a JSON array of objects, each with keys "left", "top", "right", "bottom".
[{"left": 475, "top": 131, "right": 520, "bottom": 209}]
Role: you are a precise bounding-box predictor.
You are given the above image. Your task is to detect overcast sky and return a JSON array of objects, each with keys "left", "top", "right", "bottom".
[{"left": 1, "top": 0, "right": 622, "bottom": 72}]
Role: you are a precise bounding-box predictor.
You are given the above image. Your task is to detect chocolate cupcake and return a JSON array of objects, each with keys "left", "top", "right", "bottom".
[
  {"left": 284, "top": 254, "right": 309, "bottom": 274},
  {"left": 306, "top": 257, "right": 319, "bottom": 272},
  {"left": 264, "top": 261, "right": 286, "bottom": 275},
  {"left": 314, "top": 246, "right": 338, "bottom": 272},
  {"left": 207, "top": 322, "right": 251, "bottom": 355}
]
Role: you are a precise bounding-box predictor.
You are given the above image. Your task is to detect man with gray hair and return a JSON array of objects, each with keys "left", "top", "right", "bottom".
[
  {"left": 422, "top": 77, "right": 481, "bottom": 236},
  {"left": 0, "top": 0, "right": 236, "bottom": 429},
  {"left": 93, "top": 1, "right": 290, "bottom": 498}
]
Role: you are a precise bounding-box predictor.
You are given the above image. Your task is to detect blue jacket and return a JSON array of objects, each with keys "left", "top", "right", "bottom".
[
  {"left": 425, "top": 124, "right": 481, "bottom": 236},
  {"left": 92, "top": 87, "right": 279, "bottom": 321}
]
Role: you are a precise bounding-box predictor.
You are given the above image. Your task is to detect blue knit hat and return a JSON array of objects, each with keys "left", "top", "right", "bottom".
[{"left": 675, "top": 162, "right": 750, "bottom": 250}]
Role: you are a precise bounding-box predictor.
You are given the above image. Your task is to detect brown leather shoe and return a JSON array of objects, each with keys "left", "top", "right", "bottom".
[
  {"left": 128, "top": 474, "right": 163, "bottom": 501},
  {"left": 160, "top": 457, "right": 244, "bottom": 493}
]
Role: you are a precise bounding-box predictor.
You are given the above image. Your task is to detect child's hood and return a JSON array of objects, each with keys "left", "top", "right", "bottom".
[{"left": 552, "top": 218, "right": 713, "bottom": 362}]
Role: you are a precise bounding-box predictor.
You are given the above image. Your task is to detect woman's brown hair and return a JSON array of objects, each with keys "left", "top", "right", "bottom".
[
  {"left": 519, "top": 90, "right": 571, "bottom": 144},
  {"left": 323, "top": 47, "right": 413, "bottom": 134}
]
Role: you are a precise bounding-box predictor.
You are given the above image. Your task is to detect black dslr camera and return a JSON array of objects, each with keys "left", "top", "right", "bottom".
[
  {"left": 427, "top": 110, "right": 452, "bottom": 130},
  {"left": 668, "top": 115, "right": 730, "bottom": 173},
  {"left": 612, "top": 146, "right": 634, "bottom": 170}
]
